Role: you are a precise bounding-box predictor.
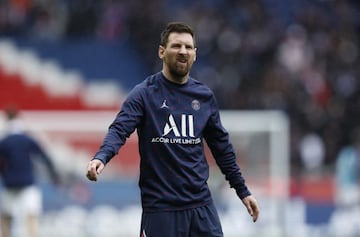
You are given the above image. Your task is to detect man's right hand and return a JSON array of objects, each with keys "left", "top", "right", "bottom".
[{"left": 86, "top": 159, "right": 105, "bottom": 181}]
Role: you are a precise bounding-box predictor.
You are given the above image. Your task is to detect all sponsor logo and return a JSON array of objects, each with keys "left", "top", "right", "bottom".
[{"left": 152, "top": 114, "right": 201, "bottom": 145}]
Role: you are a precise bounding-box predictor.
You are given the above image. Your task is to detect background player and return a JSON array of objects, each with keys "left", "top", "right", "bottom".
[{"left": 0, "top": 107, "right": 60, "bottom": 237}]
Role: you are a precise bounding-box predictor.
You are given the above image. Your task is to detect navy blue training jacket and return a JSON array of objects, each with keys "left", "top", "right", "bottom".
[
  {"left": 0, "top": 132, "right": 58, "bottom": 188},
  {"left": 94, "top": 72, "right": 251, "bottom": 211}
]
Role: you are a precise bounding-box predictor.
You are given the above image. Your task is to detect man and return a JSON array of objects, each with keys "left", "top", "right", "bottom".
[
  {"left": 86, "top": 22, "right": 259, "bottom": 237},
  {"left": 0, "top": 107, "right": 60, "bottom": 237}
]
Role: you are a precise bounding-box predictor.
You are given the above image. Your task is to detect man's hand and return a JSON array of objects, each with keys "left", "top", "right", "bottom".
[
  {"left": 86, "top": 159, "right": 105, "bottom": 181},
  {"left": 242, "top": 195, "right": 259, "bottom": 222}
]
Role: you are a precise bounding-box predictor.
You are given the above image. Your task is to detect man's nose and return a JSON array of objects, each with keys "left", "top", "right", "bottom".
[{"left": 178, "top": 45, "right": 187, "bottom": 54}]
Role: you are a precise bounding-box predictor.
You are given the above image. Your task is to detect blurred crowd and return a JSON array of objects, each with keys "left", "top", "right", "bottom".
[{"left": 1, "top": 0, "right": 360, "bottom": 173}]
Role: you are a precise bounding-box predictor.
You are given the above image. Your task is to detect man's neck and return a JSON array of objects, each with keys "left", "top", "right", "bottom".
[{"left": 162, "top": 70, "right": 188, "bottom": 85}]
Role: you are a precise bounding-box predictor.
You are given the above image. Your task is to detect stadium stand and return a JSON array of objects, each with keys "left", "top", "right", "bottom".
[{"left": 0, "top": 39, "right": 143, "bottom": 110}]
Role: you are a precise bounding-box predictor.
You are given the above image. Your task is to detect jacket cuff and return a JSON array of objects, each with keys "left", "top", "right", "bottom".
[
  {"left": 92, "top": 153, "right": 108, "bottom": 165},
  {"left": 236, "top": 187, "right": 251, "bottom": 199}
]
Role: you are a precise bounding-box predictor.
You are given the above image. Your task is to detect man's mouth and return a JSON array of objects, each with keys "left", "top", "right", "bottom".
[
  {"left": 177, "top": 57, "right": 187, "bottom": 63},
  {"left": 177, "top": 60, "right": 187, "bottom": 64}
]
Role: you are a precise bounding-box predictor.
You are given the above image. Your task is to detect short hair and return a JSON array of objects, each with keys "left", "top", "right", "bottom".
[
  {"left": 4, "top": 106, "right": 19, "bottom": 120},
  {"left": 160, "top": 22, "right": 195, "bottom": 47}
]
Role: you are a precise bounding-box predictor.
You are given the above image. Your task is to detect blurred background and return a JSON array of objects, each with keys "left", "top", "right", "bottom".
[{"left": 0, "top": 0, "right": 360, "bottom": 236}]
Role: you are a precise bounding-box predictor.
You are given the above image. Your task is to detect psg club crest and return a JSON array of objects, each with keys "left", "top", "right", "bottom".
[{"left": 191, "top": 100, "right": 200, "bottom": 111}]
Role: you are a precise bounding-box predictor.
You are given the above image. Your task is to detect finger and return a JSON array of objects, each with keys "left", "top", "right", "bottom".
[
  {"left": 251, "top": 202, "right": 259, "bottom": 222},
  {"left": 86, "top": 170, "right": 97, "bottom": 181},
  {"left": 245, "top": 202, "right": 254, "bottom": 218},
  {"left": 86, "top": 161, "right": 98, "bottom": 181},
  {"left": 96, "top": 163, "right": 104, "bottom": 175}
]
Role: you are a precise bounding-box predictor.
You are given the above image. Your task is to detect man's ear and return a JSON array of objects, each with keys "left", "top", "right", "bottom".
[
  {"left": 158, "top": 45, "right": 165, "bottom": 59},
  {"left": 194, "top": 48, "right": 197, "bottom": 61}
]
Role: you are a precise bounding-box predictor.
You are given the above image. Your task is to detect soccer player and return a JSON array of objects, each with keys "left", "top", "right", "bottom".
[
  {"left": 86, "top": 22, "right": 259, "bottom": 237},
  {"left": 0, "top": 107, "right": 60, "bottom": 237}
]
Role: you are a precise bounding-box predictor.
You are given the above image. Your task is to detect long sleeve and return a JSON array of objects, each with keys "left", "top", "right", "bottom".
[
  {"left": 30, "top": 139, "right": 60, "bottom": 184},
  {"left": 203, "top": 96, "right": 251, "bottom": 199},
  {"left": 93, "top": 85, "right": 144, "bottom": 164},
  {"left": 0, "top": 133, "right": 58, "bottom": 187}
]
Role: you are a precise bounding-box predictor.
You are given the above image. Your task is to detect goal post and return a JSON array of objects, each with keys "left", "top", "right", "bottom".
[
  {"left": 220, "top": 110, "right": 290, "bottom": 196},
  {"left": 213, "top": 110, "right": 290, "bottom": 236}
]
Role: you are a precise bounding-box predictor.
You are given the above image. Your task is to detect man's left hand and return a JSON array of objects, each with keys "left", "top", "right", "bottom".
[{"left": 242, "top": 195, "right": 259, "bottom": 222}]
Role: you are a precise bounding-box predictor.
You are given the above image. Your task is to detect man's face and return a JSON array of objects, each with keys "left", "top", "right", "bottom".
[{"left": 159, "top": 32, "right": 196, "bottom": 79}]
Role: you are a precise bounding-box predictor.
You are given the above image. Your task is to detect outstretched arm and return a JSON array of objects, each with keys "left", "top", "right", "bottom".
[
  {"left": 242, "top": 195, "right": 259, "bottom": 222},
  {"left": 86, "top": 159, "right": 105, "bottom": 181},
  {"left": 30, "top": 139, "right": 61, "bottom": 185}
]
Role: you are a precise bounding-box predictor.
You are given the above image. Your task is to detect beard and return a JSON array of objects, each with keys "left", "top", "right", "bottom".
[{"left": 168, "top": 60, "right": 192, "bottom": 78}]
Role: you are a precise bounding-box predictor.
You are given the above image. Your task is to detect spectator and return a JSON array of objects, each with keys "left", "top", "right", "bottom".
[{"left": 335, "top": 127, "right": 360, "bottom": 207}]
